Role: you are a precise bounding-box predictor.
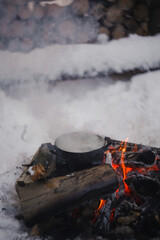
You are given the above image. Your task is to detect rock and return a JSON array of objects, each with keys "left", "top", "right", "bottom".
[
  {"left": 18, "top": 6, "right": 32, "bottom": 20},
  {"left": 9, "top": 21, "right": 25, "bottom": 38},
  {"left": 58, "top": 20, "right": 76, "bottom": 43},
  {"left": 112, "top": 24, "right": 125, "bottom": 39},
  {"left": 71, "top": 0, "right": 89, "bottom": 16},
  {"left": 124, "top": 18, "right": 139, "bottom": 32},
  {"left": 98, "top": 26, "right": 110, "bottom": 37},
  {"left": 47, "top": 4, "right": 65, "bottom": 18},
  {"left": 134, "top": 4, "right": 149, "bottom": 21},
  {"left": 8, "top": 39, "right": 21, "bottom": 52},
  {"left": 20, "top": 37, "right": 34, "bottom": 52},
  {"left": 33, "top": 5, "right": 46, "bottom": 19},
  {"left": 106, "top": 6, "right": 122, "bottom": 23},
  {"left": 92, "top": 4, "right": 106, "bottom": 20},
  {"left": 119, "top": 0, "right": 134, "bottom": 11}
]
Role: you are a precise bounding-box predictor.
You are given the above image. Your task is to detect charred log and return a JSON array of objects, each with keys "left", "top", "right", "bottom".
[
  {"left": 125, "top": 175, "right": 160, "bottom": 198},
  {"left": 124, "top": 150, "right": 156, "bottom": 167},
  {"left": 112, "top": 149, "right": 156, "bottom": 168}
]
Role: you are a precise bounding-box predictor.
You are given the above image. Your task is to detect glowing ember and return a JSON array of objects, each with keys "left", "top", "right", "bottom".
[{"left": 110, "top": 208, "right": 115, "bottom": 222}]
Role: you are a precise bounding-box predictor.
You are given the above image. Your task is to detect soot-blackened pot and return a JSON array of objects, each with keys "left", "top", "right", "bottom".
[{"left": 53, "top": 132, "right": 108, "bottom": 175}]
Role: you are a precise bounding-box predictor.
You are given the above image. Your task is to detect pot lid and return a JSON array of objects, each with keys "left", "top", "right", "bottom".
[{"left": 55, "top": 132, "right": 105, "bottom": 153}]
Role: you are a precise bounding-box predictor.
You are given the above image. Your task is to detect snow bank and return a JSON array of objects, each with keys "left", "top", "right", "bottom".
[{"left": 0, "top": 34, "right": 160, "bottom": 85}]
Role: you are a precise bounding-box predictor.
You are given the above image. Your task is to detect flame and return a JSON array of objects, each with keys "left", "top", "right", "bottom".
[
  {"left": 93, "top": 139, "right": 160, "bottom": 223},
  {"left": 120, "top": 138, "right": 131, "bottom": 194},
  {"left": 96, "top": 199, "right": 107, "bottom": 212},
  {"left": 92, "top": 199, "right": 107, "bottom": 222}
]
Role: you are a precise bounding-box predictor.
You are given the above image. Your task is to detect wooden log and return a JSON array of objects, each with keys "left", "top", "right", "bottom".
[
  {"left": 105, "top": 137, "right": 160, "bottom": 155},
  {"left": 124, "top": 150, "right": 156, "bottom": 167},
  {"left": 16, "top": 164, "right": 118, "bottom": 225},
  {"left": 112, "top": 150, "right": 156, "bottom": 167}
]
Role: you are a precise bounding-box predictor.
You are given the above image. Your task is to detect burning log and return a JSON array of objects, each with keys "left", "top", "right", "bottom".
[
  {"left": 125, "top": 175, "right": 160, "bottom": 198},
  {"left": 16, "top": 164, "right": 118, "bottom": 226},
  {"left": 124, "top": 150, "right": 156, "bottom": 167},
  {"left": 112, "top": 150, "right": 156, "bottom": 168}
]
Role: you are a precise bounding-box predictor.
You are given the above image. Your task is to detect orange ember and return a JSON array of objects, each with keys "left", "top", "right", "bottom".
[{"left": 110, "top": 208, "right": 115, "bottom": 222}]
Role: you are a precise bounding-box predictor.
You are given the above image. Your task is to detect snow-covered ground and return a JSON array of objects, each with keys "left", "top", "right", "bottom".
[{"left": 0, "top": 34, "right": 160, "bottom": 239}]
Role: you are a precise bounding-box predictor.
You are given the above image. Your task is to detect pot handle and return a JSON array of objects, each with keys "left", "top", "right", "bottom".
[
  {"left": 103, "top": 136, "right": 112, "bottom": 150},
  {"left": 48, "top": 144, "right": 57, "bottom": 155}
]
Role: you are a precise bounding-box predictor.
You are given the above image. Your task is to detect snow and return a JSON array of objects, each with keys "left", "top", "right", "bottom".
[
  {"left": 0, "top": 34, "right": 160, "bottom": 239},
  {"left": 0, "top": 34, "right": 160, "bottom": 85},
  {"left": 28, "top": 167, "right": 35, "bottom": 176}
]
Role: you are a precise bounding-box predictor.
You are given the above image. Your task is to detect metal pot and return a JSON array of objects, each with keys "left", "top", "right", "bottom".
[{"left": 54, "top": 132, "right": 108, "bottom": 175}]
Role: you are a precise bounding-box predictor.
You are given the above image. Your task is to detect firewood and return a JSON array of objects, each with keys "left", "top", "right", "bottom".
[
  {"left": 71, "top": 0, "right": 89, "bottom": 16},
  {"left": 92, "top": 4, "right": 106, "bottom": 20},
  {"left": 124, "top": 150, "right": 156, "bottom": 167},
  {"left": 112, "top": 150, "right": 156, "bottom": 168},
  {"left": 125, "top": 175, "right": 160, "bottom": 198},
  {"left": 33, "top": 5, "right": 46, "bottom": 19},
  {"left": 118, "top": 0, "right": 134, "bottom": 11},
  {"left": 134, "top": 4, "right": 149, "bottom": 21},
  {"left": 106, "top": 6, "right": 122, "bottom": 23},
  {"left": 18, "top": 6, "right": 32, "bottom": 20},
  {"left": 16, "top": 164, "right": 118, "bottom": 225},
  {"left": 112, "top": 24, "right": 126, "bottom": 39}
]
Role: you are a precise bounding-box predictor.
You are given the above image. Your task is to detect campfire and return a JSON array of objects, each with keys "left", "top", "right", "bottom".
[
  {"left": 16, "top": 132, "right": 160, "bottom": 239},
  {"left": 93, "top": 137, "right": 160, "bottom": 239}
]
